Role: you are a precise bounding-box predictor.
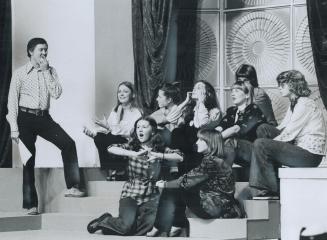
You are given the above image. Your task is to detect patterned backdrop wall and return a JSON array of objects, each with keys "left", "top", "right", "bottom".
[
  {"left": 179, "top": 0, "right": 322, "bottom": 112},
  {"left": 178, "top": 0, "right": 327, "bottom": 163}
]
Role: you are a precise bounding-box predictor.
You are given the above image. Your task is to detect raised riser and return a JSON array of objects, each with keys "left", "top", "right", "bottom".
[
  {"left": 0, "top": 168, "right": 280, "bottom": 239},
  {"left": 0, "top": 214, "right": 41, "bottom": 232},
  {"left": 189, "top": 218, "right": 247, "bottom": 239}
]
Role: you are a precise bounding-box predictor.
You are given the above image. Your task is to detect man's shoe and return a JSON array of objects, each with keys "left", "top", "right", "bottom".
[
  {"left": 146, "top": 227, "right": 168, "bottom": 237},
  {"left": 168, "top": 226, "right": 183, "bottom": 237},
  {"left": 26, "top": 207, "right": 39, "bottom": 215},
  {"left": 64, "top": 187, "right": 86, "bottom": 197}
]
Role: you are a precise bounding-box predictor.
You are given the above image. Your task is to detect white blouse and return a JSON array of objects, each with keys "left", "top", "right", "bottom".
[
  {"left": 191, "top": 103, "right": 221, "bottom": 128},
  {"left": 106, "top": 106, "right": 142, "bottom": 137},
  {"left": 151, "top": 104, "right": 182, "bottom": 132},
  {"left": 275, "top": 97, "right": 326, "bottom": 155}
]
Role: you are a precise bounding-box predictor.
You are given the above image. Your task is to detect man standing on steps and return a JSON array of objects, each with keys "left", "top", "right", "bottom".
[{"left": 6, "top": 38, "right": 85, "bottom": 215}]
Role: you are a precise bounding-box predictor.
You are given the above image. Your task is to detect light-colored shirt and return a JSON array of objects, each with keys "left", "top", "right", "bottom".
[
  {"left": 150, "top": 105, "right": 182, "bottom": 132},
  {"left": 106, "top": 106, "right": 142, "bottom": 137},
  {"left": 275, "top": 97, "right": 326, "bottom": 155},
  {"left": 191, "top": 103, "right": 221, "bottom": 128},
  {"left": 6, "top": 61, "right": 62, "bottom": 133}
]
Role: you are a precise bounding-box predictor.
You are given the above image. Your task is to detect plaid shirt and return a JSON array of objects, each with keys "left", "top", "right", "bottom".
[{"left": 112, "top": 143, "right": 182, "bottom": 205}]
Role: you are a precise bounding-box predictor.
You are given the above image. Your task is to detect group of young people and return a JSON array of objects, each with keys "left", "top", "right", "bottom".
[
  {"left": 7, "top": 38, "right": 326, "bottom": 236},
  {"left": 85, "top": 65, "right": 326, "bottom": 236}
]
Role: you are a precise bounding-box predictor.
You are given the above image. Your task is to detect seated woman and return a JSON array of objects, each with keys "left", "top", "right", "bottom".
[
  {"left": 150, "top": 83, "right": 182, "bottom": 146},
  {"left": 171, "top": 80, "right": 222, "bottom": 173},
  {"left": 83, "top": 81, "right": 142, "bottom": 180},
  {"left": 148, "top": 129, "right": 244, "bottom": 237},
  {"left": 249, "top": 70, "right": 326, "bottom": 199},
  {"left": 236, "top": 64, "right": 277, "bottom": 126},
  {"left": 87, "top": 116, "right": 183, "bottom": 236},
  {"left": 216, "top": 81, "right": 266, "bottom": 167}
]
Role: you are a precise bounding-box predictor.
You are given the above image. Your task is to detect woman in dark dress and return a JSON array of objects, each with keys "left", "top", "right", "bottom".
[{"left": 147, "top": 129, "right": 244, "bottom": 237}]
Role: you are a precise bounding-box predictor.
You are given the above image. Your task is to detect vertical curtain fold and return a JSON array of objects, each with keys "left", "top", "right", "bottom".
[
  {"left": 132, "top": 0, "right": 173, "bottom": 113},
  {"left": 307, "top": 0, "right": 327, "bottom": 109},
  {"left": 0, "top": 0, "right": 12, "bottom": 167}
]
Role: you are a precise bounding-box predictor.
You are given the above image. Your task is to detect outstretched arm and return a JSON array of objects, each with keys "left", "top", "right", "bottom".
[{"left": 108, "top": 145, "right": 147, "bottom": 158}]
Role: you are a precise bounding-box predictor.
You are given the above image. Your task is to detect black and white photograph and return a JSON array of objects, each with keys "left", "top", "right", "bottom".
[{"left": 1, "top": 0, "right": 327, "bottom": 239}]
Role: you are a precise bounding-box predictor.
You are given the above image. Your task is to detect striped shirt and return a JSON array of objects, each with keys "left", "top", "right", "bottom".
[{"left": 6, "top": 61, "right": 62, "bottom": 133}]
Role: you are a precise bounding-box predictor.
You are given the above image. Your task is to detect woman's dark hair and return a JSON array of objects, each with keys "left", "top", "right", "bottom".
[
  {"left": 159, "top": 83, "right": 181, "bottom": 104},
  {"left": 235, "top": 64, "right": 259, "bottom": 88},
  {"left": 129, "top": 116, "right": 165, "bottom": 152},
  {"left": 27, "top": 38, "right": 48, "bottom": 57},
  {"left": 232, "top": 80, "right": 253, "bottom": 104},
  {"left": 276, "top": 70, "right": 311, "bottom": 97},
  {"left": 197, "top": 129, "right": 224, "bottom": 158},
  {"left": 195, "top": 80, "right": 221, "bottom": 111}
]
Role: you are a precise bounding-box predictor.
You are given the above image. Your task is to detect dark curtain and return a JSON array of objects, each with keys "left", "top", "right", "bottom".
[
  {"left": 0, "top": 0, "right": 12, "bottom": 167},
  {"left": 175, "top": 0, "right": 200, "bottom": 97},
  {"left": 132, "top": 0, "right": 174, "bottom": 113},
  {"left": 307, "top": 0, "right": 327, "bottom": 109}
]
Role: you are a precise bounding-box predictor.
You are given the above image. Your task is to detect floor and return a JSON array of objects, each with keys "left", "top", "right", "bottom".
[{"left": 0, "top": 230, "right": 215, "bottom": 240}]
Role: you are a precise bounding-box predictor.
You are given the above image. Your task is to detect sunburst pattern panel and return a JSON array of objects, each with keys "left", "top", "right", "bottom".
[
  {"left": 194, "top": 19, "right": 218, "bottom": 81},
  {"left": 295, "top": 16, "right": 316, "bottom": 75},
  {"left": 226, "top": 11, "right": 290, "bottom": 85}
]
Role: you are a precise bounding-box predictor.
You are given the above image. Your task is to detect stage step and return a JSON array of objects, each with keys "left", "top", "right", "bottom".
[
  {"left": 247, "top": 200, "right": 281, "bottom": 240},
  {"left": 189, "top": 218, "right": 247, "bottom": 239},
  {"left": 41, "top": 213, "right": 94, "bottom": 232},
  {"left": 0, "top": 212, "right": 41, "bottom": 232},
  {"left": 0, "top": 229, "right": 220, "bottom": 240},
  {"left": 48, "top": 196, "right": 119, "bottom": 215},
  {"left": 0, "top": 168, "right": 280, "bottom": 239},
  {"left": 87, "top": 181, "right": 124, "bottom": 197}
]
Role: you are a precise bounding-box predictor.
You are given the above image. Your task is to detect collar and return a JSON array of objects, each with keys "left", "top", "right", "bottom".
[{"left": 25, "top": 61, "right": 37, "bottom": 75}]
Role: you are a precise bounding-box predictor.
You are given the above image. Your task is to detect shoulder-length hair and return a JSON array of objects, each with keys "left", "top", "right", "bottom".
[
  {"left": 276, "top": 70, "right": 311, "bottom": 97},
  {"left": 129, "top": 116, "right": 165, "bottom": 152},
  {"left": 232, "top": 80, "right": 253, "bottom": 105},
  {"left": 197, "top": 129, "right": 224, "bottom": 158},
  {"left": 114, "top": 81, "right": 139, "bottom": 112},
  {"left": 235, "top": 64, "right": 259, "bottom": 88},
  {"left": 195, "top": 80, "right": 221, "bottom": 111}
]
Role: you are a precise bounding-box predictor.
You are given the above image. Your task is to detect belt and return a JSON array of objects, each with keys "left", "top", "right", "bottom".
[{"left": 19, "top": 107, "right": 48, "bottom": 116}]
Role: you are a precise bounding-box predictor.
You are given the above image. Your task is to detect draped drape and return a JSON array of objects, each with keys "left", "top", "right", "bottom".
[
  {"left": 0, "top": 0, "right": 12, "bottom": 167},
  {"left": 132, "top": 0, "right": 174, "bottom": 113},
  {"left": 307, "top": 0, "right": 327, "bottom": 109}
]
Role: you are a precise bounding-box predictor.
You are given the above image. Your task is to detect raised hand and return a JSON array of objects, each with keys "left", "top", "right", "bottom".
[
  {"left": 94, "top": 115, "right": 109, "bottom": 130},
  {"left": 39, "top": 56, "right": 49, "bottom": 71},
  {"left": 147, "top": 151, "right": 163, "bottom": 162}
]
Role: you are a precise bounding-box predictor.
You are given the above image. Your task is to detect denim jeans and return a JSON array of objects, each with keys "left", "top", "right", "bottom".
[
  {"left": 154, "top": 188, "right": 188, "bottom": 232},
  {"left": 249, "top": 124, "right": 323, "bottom": 193},
  {"left": 99, "top": 197, "right": 158, "bottom": 236},
  {"left": 224, "top": 138, "right": 253, "bottom": 167},
  {"left": 18, "top": 110, "right": 80, "bottom": 209}
]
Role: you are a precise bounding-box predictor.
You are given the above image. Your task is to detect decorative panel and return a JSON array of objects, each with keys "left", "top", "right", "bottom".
[
  {"left": 178, "top": 11, "right": 219, "bottom": 87},
  {"left": 293, "top": 6, "right": 317, "bottom": 84},
  {"left": 178, "top": 0, "right": 219, "bottom": 10},
  {"left": 225, "top": 0, "right": 291, "bottom": 9},
  {"left": 225, "top": 8, "right": 291, "bottom": 87}
]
